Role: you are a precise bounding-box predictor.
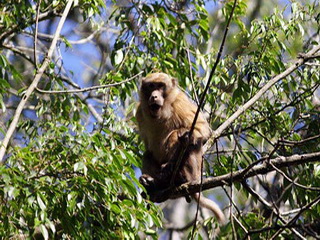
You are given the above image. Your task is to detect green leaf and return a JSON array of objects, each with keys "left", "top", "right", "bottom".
[
  {"left": 37, "top": 194, "right": 46, "bottom": 211},
  {"left": 0, "top": 55, "right": 8, "bottom": 68},
  {"left": 114, "top": 49, "right": 124, "bottom": 65},
  {"left": 40, "top": 224, "right": 49, "bottom": 240}
]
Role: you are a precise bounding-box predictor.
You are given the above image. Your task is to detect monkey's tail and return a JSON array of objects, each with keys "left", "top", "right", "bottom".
[{"left": 193, "top": 193, "right": 225, "bottom": 224}]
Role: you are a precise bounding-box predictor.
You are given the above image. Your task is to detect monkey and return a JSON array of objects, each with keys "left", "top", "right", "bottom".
[{"left": 136, "top": 72, "right": 225, "bottom": 223}]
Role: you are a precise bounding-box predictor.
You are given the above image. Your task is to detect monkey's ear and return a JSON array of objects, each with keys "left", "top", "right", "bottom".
[{"left": 171, "top": 77, "right": 178, "bottom": 86}]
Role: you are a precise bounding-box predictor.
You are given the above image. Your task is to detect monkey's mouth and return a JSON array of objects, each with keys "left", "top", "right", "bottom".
[{"left": 149, "top": 103, "right": 161, "bottom": 112}]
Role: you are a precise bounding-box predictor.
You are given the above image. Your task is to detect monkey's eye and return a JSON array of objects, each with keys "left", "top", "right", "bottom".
[
  {"left": 141, "top": 82, "right": 166, "bottom": 93},
  {"left": 149, "top": 83, "right": 155, "bottom": 89},
  {"left": 157, "top": 82, "right": 166, "bottom": 90}
]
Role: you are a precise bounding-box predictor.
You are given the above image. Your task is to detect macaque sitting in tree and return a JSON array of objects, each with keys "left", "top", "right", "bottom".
[{"left": 136, "top": 72, "right": 225, "bottom": 223}]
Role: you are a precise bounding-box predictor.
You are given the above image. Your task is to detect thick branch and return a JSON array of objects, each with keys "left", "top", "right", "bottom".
[
  {"left": 150, "top": 151, "right": 320, "bottom": 203},
  {"left": 0, "top": 0, "right": 74, "bottom": 163}
]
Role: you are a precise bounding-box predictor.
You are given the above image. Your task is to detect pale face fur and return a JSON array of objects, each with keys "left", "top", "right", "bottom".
[{"left": 139, "top": 73, "right": 179, "bottom": 119}]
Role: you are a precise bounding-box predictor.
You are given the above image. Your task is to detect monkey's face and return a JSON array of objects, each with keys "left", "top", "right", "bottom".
[
  {"left": 140, "top": 73, "right": 177, "bottom": 118},
  {"left": 141, "top": 81, "right": 166, "bottom": 118}
]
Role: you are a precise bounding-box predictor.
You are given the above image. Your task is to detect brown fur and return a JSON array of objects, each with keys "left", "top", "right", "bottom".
[{"left": 136, "top": 72, "right": 225, "bottom": 223}]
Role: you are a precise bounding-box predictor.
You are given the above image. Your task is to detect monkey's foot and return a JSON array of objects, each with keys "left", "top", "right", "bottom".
[{"left": 139, "top": 174, "right": 158, "bottom": 199}]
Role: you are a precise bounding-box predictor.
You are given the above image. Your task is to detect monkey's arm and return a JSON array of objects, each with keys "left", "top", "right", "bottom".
[{"left": 172, "top": 92, "right": 212, "bottom": 142}]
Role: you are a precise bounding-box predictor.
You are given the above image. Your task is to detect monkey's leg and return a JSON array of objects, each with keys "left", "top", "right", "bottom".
[
  {"left": 139, "top": 150, "right": 172, "bottom": 195},
  {"left": 139, "top": 151, "right": 159, "bottom": 192}
]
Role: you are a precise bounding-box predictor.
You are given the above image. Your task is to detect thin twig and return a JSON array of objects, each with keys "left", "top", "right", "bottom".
[
  {"left": 189, "top": 0, "right": 237, "bottom": 139},
  {"left": 169, "top": 0, "right": 238, "bottom": 186},
  {"left": 186, "top": 48, "right": 199, "bottom": 105},
  {"left": 22, "top": 28, "right": 105, "bottom": 44},
  {"left": 233, "top": 213, "right": 250, "bottom": 239},
  {"left": 190, "top": 155, "right": 205, "bottom": 239},
  {"left": 172, "top": 2, "right": 238, "bottom": 236},
  {"left": 35, "top": 71, "right": 143, "bottom": 94},
  {"left": 305, "top": 62, "right": 320, "bottom": 66},
  {"left": 270, "top": 195, "right": 320, "bottom": 239},
  {"left": 279, "top": 134, "right": 320, "bottom": 146},
  {"left": 243, "top": 181, "right": 307, "bottom": 240},
  {"left": 230, "top": 130, "right": 239, "bottom": 239},
  {"left": 270, "top": 161, "right": 320, "bottom": 191},
  {"left": 0, "top": 0, "right": 75, "bottom": 163},
  {"left": 219, "top": 82, "right": 320, "bottom": 138}
]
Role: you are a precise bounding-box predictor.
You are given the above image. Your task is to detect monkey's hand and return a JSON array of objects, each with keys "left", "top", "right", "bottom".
[
  {"left": 139, "top": 174, "right": 155, "bottom": 188},
  {"left": 178, "top": 129, "right": 202, "bottom": 147},
  {"left": 139, "top": 174, "right": 158, "bottom": 199}
]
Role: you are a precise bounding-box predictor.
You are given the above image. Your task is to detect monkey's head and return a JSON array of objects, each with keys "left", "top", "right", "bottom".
[{"left": 140, "top": 73, "right": 178, "bottom": 118}]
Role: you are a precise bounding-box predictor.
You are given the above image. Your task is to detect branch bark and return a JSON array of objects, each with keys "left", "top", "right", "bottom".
[
  {"left": 0, "top": 0, "right": 74, "bottom": 163},
  {"left": 150, "top": 151, "right": 320, "bottom": 203}
]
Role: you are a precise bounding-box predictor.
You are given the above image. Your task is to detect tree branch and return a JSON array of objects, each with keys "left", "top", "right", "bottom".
[
  {"left": 149, "top": 151, "right": 320, "bottom": 203},
  {"left": 35, "top": 71, "right": 143, "bottom": 94},
  {"left": 0, "top": 0, "right": 74, "bottom": 163},
  {"left": 213, "top": 45, "right": 320, "bottom": 139}
]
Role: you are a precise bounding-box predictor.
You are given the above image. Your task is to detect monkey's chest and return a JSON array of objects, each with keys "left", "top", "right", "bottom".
[{"left": 146, "top": 123, "right": 177, "bottom": 164}]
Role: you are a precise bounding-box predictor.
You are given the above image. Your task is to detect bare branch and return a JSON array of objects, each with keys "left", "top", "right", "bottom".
[
  {"left": 232, "top": 213, "right": 250, "bottom": 238},
  {"left": 2, "top": 44, "right": 34, "bottom": 64},
  {"left": 270, "top": 161, "right": 320, "bottom": 191},
  {"left": 186, "top": 48, "right": 199, "bottom": 105},
  {"left": 243, "top": 181, "right": 306, "bottom": 239},
  {"left": 0, "top": 0, "right": 75, "bottom": 163},
  {"left": 279, "top": 134, "right": 320, "bottom": 147},
  {"left": 305, "top": 62, "right": 320, "bottom": 66},
  {"left": 23, "top": 28, "right": 105, "bottom": 45}
]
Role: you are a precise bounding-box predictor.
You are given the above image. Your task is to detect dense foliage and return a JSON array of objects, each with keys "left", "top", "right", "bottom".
[{"left": 0, "top": 0, "right": 319, "bottom": 239}]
